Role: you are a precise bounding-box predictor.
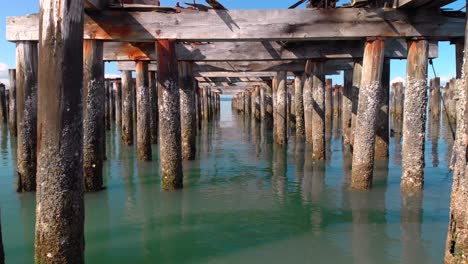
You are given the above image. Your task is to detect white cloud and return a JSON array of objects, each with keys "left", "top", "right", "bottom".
[
  {"left": 0, "top": 63, "right": 9, "bottom": 87},
  {"left": 105, "top": 73, "right": 120, "bottom": 79}
]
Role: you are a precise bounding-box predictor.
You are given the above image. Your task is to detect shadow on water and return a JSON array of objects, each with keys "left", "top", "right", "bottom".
[{"left": 0, "top": 97, "right": 454, "bottom": 263}]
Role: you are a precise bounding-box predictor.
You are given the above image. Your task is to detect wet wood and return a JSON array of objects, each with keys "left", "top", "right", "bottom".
[
  {"left": 260, "top": 86, "right": 266, "bottom": 120},
  {"left": 375, "top": 58, "right": 390, "bottom": 160},
  {"left": 311, "top": 61, "right": 326, "bottom": 159},
  {"left": 276, "top": 71, "right": 288, "bottom": 145},
  {"left": 105, "top": 80, "right": 111, "bottom": 130},
  {"left": 121, "top": 70, "right": 134, "bottom": 145},
  {"left": 16, "top": 41, "right": 37, "bottom": 192},
  {"left": 136, "top": 61, "right": 152, "bottom": 161},
  {"left": 83, "top": 40, "right": 105, "bottom": 192},
  {"left": 35, "top": 0, "right": 85, "bottom": 262},
  {"left": 445, "top": 7, "right": 468, "bottom": 261},
  {"left": 8, "top": 69, "right": 17, "bottom": 136},
  {"left": 430, "top": 77, "right": 441, "bottom": 119},
  {"left": 295, "top": 73, "right": 305, "bottom": 138},
  {"left": 351, "top": 38, "right": 385, "bottom": 190},
  {"left": 0, "top": 85, "right": 6, "bottom": 124},
  {"left": 203, "top": 87, "right": 209, "bottom": 120},
  {"left": 149, "top": 71, "right": 158, "bottom": 144},
  {"left": 333, "top": 85, "right": 340, "bottom": 118},
  {"left": 7, "top": 9, "right": 465, "bottom": 42},
  {"left": 179, "top": 61, "right": 197, "bottom": 160},
  {"left": 401, "top": 39, "right": 429, "bottom": 191},
  {"left": 325, "top": 79, "right": 333, "bottom": 122},
  {"left": 157, "top": 39, "right": 183, "bottom": 190},
  {"left": 393, "top": 81, "right": 404, "bottom": 121},
  {"left": 114, "top": 80, "right": 122, "bottom": 126},
  {"left": 303, "top": 67, "right": 313, "bottom": 144},
  {"left": 342, "top": 69, "right": 353, "bottom": 145}
]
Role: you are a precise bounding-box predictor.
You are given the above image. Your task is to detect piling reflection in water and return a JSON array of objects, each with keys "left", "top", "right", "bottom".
[{"left": 0, "top": 96, "right": 455, "bottom": 263}]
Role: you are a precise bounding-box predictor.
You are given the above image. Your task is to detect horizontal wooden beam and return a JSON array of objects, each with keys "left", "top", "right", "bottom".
[
  {"left": 6, "top": 9, "right": 464, "bottom": 41},
  {"left": 116, "top": 60, "right": 353, "bottom": 72},
  {"left": 101, "top": 39, "right": 438, "bottom": 61}
]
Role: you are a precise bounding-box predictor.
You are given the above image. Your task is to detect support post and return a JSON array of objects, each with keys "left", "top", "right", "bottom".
[
  {"left": 157, "top": 39, "right": 183, "bottom": 190},
  {"left": 260, "top": 86, "right": 266, "bottom": 120},
  {"left": 276, "top": 71, "right": 288, "bottom": 145},
  {"left": 136, "top": 61, "right": 152, "bottom": 161},
  {"left": 375, "top": 58, "right": 390, "bottom": 160},
  {"left": 342, "top": 69, "right": 353, "bottom": 145},
  {"left": 8, "top": 69, "right": 17, "bottom": 136},
  {"left": 114, "top": 80, "right": 122, "bottom": 127},
  {"left": 295, "top": 72, "right": 305, "bottom": 138},
  {"left": 351, "top": 38, "right": 385, "bottom": 190},
  {"left": 16, "top": 41, "right": 38, "bottom": 192},
  {"left": 311, "top": 61, "right": 326, "bottom": 159},
  {"left": 179, "top": 61, "right": 197, "bottom": 160},
  {"left": 105, "top": 80, "right": 110, "bottom": 131},
  {"left": 401, "top": 39, "right": 429, "bottom": 191},
  {"left": 149, "top": 71, "right": 158, "bottom": 144},
  {"left": 304, "top": 70, "right": 313, "bottom": 144},
  {"left": 121, "top": 70, "right": 134, "bottom": 145},
  {"left": 203, "top": 87, "right": 209, "bottom": 120},
  {"left": 35, "top": 0, "right": 85, "bottom": 262},
  {"left": 83, "top": 39, "right": 104, "bottom": 192},
  {"left": 0, "top": 84, "right": 6, "bottom": 124},
  {"left": 350, "top": 61, "right": 362, "bottom": 147},
  {"left": 430, "top": 77, "right": 441, "bottom": 119},
  {"left": 325, "top": 79, "right": 333, "bottom": 122}
]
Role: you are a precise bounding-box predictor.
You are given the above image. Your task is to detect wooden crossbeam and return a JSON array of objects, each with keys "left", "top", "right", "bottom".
[
  {"left": 116, "top": 60, "right": 352, "bottom": 72},
  {"left": 7, "top": 9, "right": 464, "bottom": 42},
  {"left": 101, "top": 39, "right": 438, "bottom": 61}
]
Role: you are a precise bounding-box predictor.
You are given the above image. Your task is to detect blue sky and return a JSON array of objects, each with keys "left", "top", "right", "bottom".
[{"left": 0, "top": 0, "right": 465, "bottom": 86}]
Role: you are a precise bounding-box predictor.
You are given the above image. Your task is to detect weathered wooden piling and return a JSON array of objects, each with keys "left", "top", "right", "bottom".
[
  {"left": 114, "top": 80, "right": 122, "bottom": 126},
  {"left": 110, "top": 82, "right": 116, "bottom": 122},
  {"left": 8, "top": 69, "right": 16, "bottom": 136},
  {"left": 179, "top": 61, "right": 197, "bottom": 160},
  {"left": 295, "top": 73, "right": 305, "bottom": 138},
  {"left": 401, "top": 39, "right": 429, "bottom": 191},
  {"left": 351, "top": 38, "right": 385, "bottom": 190},
  {"left": 136, "top": 61, "right": 152, "bottom": 161},
  {"left": 342, "top": 69, "right": 353, "bottom": 145},
  {"left": 276, "top": 71, "right": 288, "bottom": 145},
  {"left": 260, "top": 86, "right": 266, "bottom": 120},
  {"left": 303, "top": 70, "right": 313, "bottom": 144},
  {"left": 333, "top": 85, "right": 340, "bottom": 118},
  {"left": 16, "top": 41, "right": 38, "bottom": 192},
  {"left": 325, "top": 78, "right": 333, "bottom": 121},
  {"left": 244, "top": 89, "right": 252, "bottom": 117},
  {"left": 253, "top": 86, "right": 260, "bottom": 120},
  {"left": 149, "top": 71, "right": 158, "bottom": 144},
  {"left": 121, "top": 70, "right": 134, "bottom": 145},
  {"left": 35, "top": 0, "right": 85, "bottom": 262},
  {"left": 375, "top": 59, "right": 390, "bottom": 160},
  {"left": 196, "top": 87, "right": 202, "bottom": 129},
  {"left": 393, "top": 82, "right": 404, "bottom": 121},
  {"left": 203, "top": 87, "right": 209, "bottom": 120},
  {"left": 445, "top": 33, "right": 468, "bottom": 263},
  {"left": 104, "top": 80, "right": 111, "bottom": 131},
  {"left": 272, "top": 76, "right": 278, "bottom": 139},
  {"left": 430, "top": 77, "right": 441, "bottom": 119},
  {"left": 350, "top": 61, "right": 362, "bottom": 147},
  {"left": 83, "top": 40, "right": 105, "bottom": 192},
  {"left": 311, "top": 61, "right": 326, "bottom": 159},
  {"left": 0, "top": 84, "right": 6, "bottom": 124},
  {"left": 157, "top": 39, "right": 183, "bottom": 190}
]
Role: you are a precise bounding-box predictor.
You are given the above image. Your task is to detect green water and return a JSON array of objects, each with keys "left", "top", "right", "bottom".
[{"left": 0, "top": 97, "right": 454, "bottom": 263}]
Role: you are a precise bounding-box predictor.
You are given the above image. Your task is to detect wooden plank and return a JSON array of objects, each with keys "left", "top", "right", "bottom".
[
  {"left": 117, "top": 60, "right": 352, "bottom": 72},
  {"left": 6, "top": 9, "right": 464, "bottom": 41},
  {"left": 102, "top": 40, "right": 441, "bottom": 61}
]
